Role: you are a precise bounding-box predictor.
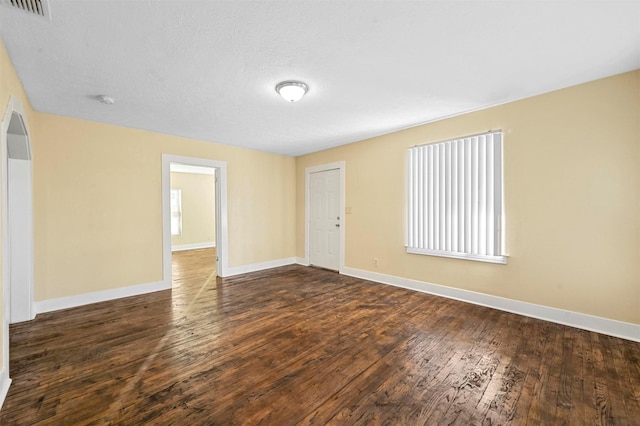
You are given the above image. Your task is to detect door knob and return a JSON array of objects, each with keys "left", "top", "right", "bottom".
[{"left": 335, "top": 224, "right": 340, "bottom": 227}]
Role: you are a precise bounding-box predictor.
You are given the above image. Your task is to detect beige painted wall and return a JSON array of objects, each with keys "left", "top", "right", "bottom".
[
  {"left": 170, "top": 172, "right": 215, "bottom": 247},
  {"left": 31, "top": 113, "right": 296, "bottom": 301},
  {"left": 297, "top": 70, "right": 640, "bottom": 325},
  {"left": 1, "top": 38, "right": 296, "bottom": 384}
]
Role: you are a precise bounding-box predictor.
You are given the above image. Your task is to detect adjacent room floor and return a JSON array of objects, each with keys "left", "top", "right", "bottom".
[{"left": 1, "top": 248, "right": 638, "bottom": 425}]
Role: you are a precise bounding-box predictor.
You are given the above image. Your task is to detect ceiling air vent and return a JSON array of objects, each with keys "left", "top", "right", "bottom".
[{"left": 5, "top": 0, "right": 50, "bottom": 19}]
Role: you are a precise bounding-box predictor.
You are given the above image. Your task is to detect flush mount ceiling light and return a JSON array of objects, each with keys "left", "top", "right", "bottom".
[
  {"left": 96, "top": 95, "right": 115, "bottom": 105},
  {"left": 275, "top": 81, "right": 308, "bottom": 102}
]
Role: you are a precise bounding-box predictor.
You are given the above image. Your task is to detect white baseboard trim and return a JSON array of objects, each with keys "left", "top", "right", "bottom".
[
  {"left": 225, "top": 257, "right": 297, "bottom": 277},
  {"left": 0, "top": 370, "right": 11, "bottom": 410},
  {"left": 296, "top": 257, "right": 309, "bottom": 266},
  {"left": 171, "top": 242, "right": 216, "bottom": 252},
  {"left": 341, "top": 267, "right": 640, "bottom": 343},
  {"left": 34, "top": 280, "right": 171, "bottom": 315}
]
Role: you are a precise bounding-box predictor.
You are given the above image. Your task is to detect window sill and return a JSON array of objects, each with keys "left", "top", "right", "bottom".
[{"left": 407, "top": 248, "right": 507, "bottom": 264}]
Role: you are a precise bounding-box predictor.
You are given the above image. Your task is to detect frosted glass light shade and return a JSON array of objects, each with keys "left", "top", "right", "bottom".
[{"left": 276, "top": 81, "right": 308, "bottom": 102}]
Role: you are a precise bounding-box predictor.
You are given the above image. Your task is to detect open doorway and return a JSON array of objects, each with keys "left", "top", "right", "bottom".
[
  {"left": 2, "top": 100, "right": 35, "bottom": 323},
  {"left": 4, "top": 111, "right": 34, "bottom": 323},
  {"left": 161, "top": 154, "right": 228, "bottom": 287},
  {"left": 169, "top": 164, "right": 216, "bottom": 253},
  {"left": 1, "top": 97, "right": 35, "bottom": 392},
  {"left": 169, "top": 164, "right": 217, "bottom": 287}
]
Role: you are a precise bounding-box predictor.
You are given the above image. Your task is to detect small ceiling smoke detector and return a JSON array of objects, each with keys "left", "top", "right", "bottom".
[
  {"left": 275, "top": 81, "right": 308, "bottom": 102},
  {"left": 96, "top": 95, "right": 115, "bottom": 105}
]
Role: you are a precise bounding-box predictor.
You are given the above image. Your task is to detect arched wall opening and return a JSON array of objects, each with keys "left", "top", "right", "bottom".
[{"left": 0, "top": 97, "right": 35, "bottom": 397}]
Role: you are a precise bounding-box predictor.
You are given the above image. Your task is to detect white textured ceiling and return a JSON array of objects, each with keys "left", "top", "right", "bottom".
[{"left": 1, "top": 1, "right": 638, "bottom": 156}]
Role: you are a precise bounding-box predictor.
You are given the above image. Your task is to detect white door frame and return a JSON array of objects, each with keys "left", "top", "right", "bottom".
[
  {"left": 2, "top": 98, "right": 35, "bottom": 324},
  {"left": 1, "top": 96, "right": 35, "bottom": 399},
  {"left": 162, "top": 154, "right": 229, "bottom": 280},
  {"left": 304, "top": 161, "right": 345, "bottom": 272}
]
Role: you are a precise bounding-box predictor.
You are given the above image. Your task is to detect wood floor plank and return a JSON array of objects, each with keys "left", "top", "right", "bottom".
[
  {"left": 595, "top": 334, "right": 633, "bottom": 425},
  {"left": 555, "top": 328, "right": 587, "bottom": 423},
  {"left": 477, "top": 316, "right": 532, "bottom": 425},
  {"left": 451, "top": 310, "right": 519, "bottom": 425},
  {"left": 301, "top": 300, "right": 460, "bottom": 424},
  {"left": 618, "top": 339, "right": 640, "bottom": 415},
  {"left": 0, "top": 248, "right": 638, "bottom": 425}
]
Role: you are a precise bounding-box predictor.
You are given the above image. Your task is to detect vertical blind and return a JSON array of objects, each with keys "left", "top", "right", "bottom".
[{"left": 407, "top": 131, "right": 506, "bottom": 264}]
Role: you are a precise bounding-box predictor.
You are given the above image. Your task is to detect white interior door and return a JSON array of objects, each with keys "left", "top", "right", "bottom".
[{"left": 309, "top": 169, "right": 340, "bottom": 270}]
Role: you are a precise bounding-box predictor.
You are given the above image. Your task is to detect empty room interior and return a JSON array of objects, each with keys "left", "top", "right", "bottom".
[{"left": 0, "top": 1, "right": 638, "bottom": 424}]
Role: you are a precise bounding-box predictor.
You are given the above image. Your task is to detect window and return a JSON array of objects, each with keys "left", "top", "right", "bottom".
[
  {"left": 170, "top": 189, "right": 182, "bottom": 236},
  {"left": 407, "top": 131, "right": 506, "bottom": 264}
]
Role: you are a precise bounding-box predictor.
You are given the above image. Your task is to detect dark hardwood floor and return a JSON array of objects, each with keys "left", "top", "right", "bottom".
[{"left": 1, "top": 248, "right": 639, "bottom": 425}]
